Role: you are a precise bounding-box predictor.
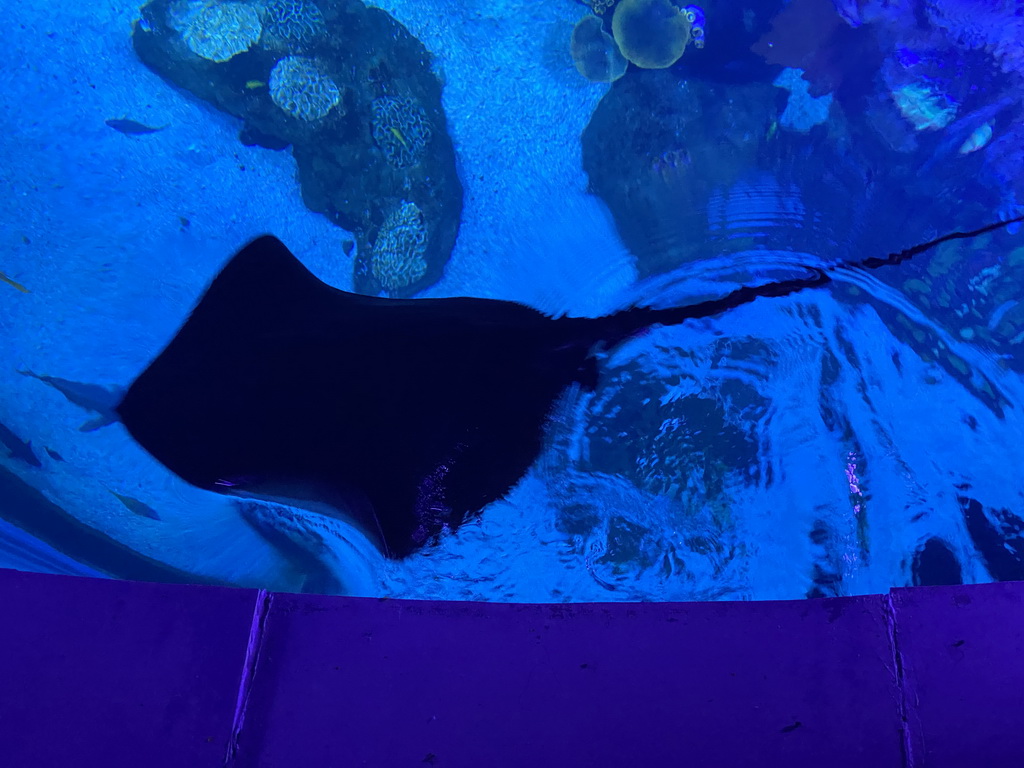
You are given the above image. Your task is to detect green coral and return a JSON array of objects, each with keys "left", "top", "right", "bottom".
[
  {"left": 891, "top": 83, "right": 957, "bottom": 131},
  {"left": 371, "top": 95, "right": 432, "bottom": 168},
  {"left": 260, "top": 0, "right": 326, "bottom": 50},
  {"left": 611, "top": 0, "right": 691, "bottom": 70},
  {"left": 182, "top": 2, "right": 262, "bottom": 63},
  {"left": 371, "top": 201, "right": 428, "bottom": 293},
  {"left": 269, "top": 56, "right": 341, "bottom": 121},
  {"left": 571, "top": 14, "right": 628, "bottom": 83}
]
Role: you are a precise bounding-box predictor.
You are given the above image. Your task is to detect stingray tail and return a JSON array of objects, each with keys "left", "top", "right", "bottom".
[
  {"left": 598, "top": 269, "right": 831, "bottom": 346},
  {"left": 599, "top": 213, "right": 1024, "bottom": 346}
]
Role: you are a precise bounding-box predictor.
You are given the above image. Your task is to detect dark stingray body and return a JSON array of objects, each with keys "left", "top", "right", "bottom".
[{"left": 117, "top": 236, "right": 826, "bottom": 558}]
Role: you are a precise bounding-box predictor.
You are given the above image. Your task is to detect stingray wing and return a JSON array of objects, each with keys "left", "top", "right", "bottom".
[{"left": 117, "top": 236, "right": 592, "bottom": 558}]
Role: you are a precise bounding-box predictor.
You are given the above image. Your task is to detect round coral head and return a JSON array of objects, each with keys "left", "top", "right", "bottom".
[
  {"left": 571, "top": 15, "right": 628, "bottom": 83},
  {"left": 612, "top": 0, "right": 692, "bottom": 70}
]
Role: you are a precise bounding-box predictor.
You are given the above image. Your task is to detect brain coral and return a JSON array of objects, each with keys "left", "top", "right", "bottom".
[
  {"left": 571, "top": 15, "right": 628, "bottom": 83},
  {"left": 269, "top": 56, "right": 341, "bottom": 121},
  {"left": 166, "top": 0, "right": 214, "bottom": 33},
  {"left": 611, "top": 0, "right": 692, "bottom": 69},
  {"left": 371, "top": 96, "right": 433, "bottom": 168},
  {"left": 183, "top": 2, "right": 262, "bottom": 63},
  {"left": 261, "top": 0, "right": 326, "bottom": 49},
  {"left": 371, "top": 201, "right": 428, "bottom": 292}
]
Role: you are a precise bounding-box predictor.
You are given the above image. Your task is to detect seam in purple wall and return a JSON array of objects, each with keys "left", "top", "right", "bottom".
[
  {"left": 885, "top": 592, "right": 914, "bottom": 768},
  {"left": 224, "top": 589, "right": 274, "bottom": 767}
]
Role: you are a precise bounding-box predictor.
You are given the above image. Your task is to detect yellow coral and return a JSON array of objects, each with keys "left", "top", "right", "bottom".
[{"left": 612, "top": 0, "right": 691, "bottom": 70}]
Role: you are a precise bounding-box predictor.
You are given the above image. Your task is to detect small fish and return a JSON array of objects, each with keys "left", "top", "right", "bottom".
[
  {"left": 1, "top": 271, "right": 30, "bottom": 293},
  {"left": 0, "top": 420, "right": 41, "bottom": 468},
  {"left": 109, "top": 490, "right": 161, "bottom": 521},
  {"left": 45, "top": 447, "right": 66, "bottom": 462},
  {"left": 389, "top": 126, "right": 410, "bottom": 150},
  {"left": 105, "top": 118, "right": 167, "bottom": 135},
  {"left": 245, "top": 80, "right": 266, "bottom": 90}
]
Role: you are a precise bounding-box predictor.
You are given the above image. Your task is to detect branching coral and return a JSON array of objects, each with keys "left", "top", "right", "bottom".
[
  {"left": 269, "top": 55, "right": 341, "bottom": 121},
  {"left": 371, "top": 95, "right": 432, "bottom": 168},
  {"left": 371, "top": 201, "right": 428, "bottom": 292},
  {"left": 182, "top": 2, "right": 262, "bottom": 62},
  {"left": 611, "top": 0, "right": 692, "bottom": 70}
]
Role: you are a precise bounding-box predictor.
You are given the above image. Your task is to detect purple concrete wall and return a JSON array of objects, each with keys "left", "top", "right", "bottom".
[
  {"left": 0, "top": 570, "right": 257, "bottom": 768},
  {"left": 892, "top": 582, "right": 1024, "bottom": 766},
  {"left": 235, "top": 594, "right": 900, "bottom": 767},
  {"left": 1, "top": 568, "right": 1022, "bottom": 767}
]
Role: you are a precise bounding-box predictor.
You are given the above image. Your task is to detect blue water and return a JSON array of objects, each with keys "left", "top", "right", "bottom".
[{"left": 2, "top": 0, "right": 1023, "bottom": 601}]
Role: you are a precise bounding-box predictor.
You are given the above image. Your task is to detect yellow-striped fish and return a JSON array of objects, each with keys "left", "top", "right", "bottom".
[{"left": 245, "top": 80, "right": 266, "bottom": 90}]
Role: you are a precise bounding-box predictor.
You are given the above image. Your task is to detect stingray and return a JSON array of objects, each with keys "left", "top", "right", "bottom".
[{"left": 116, "top": 219, "right": 1022, "bottom": 559}]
